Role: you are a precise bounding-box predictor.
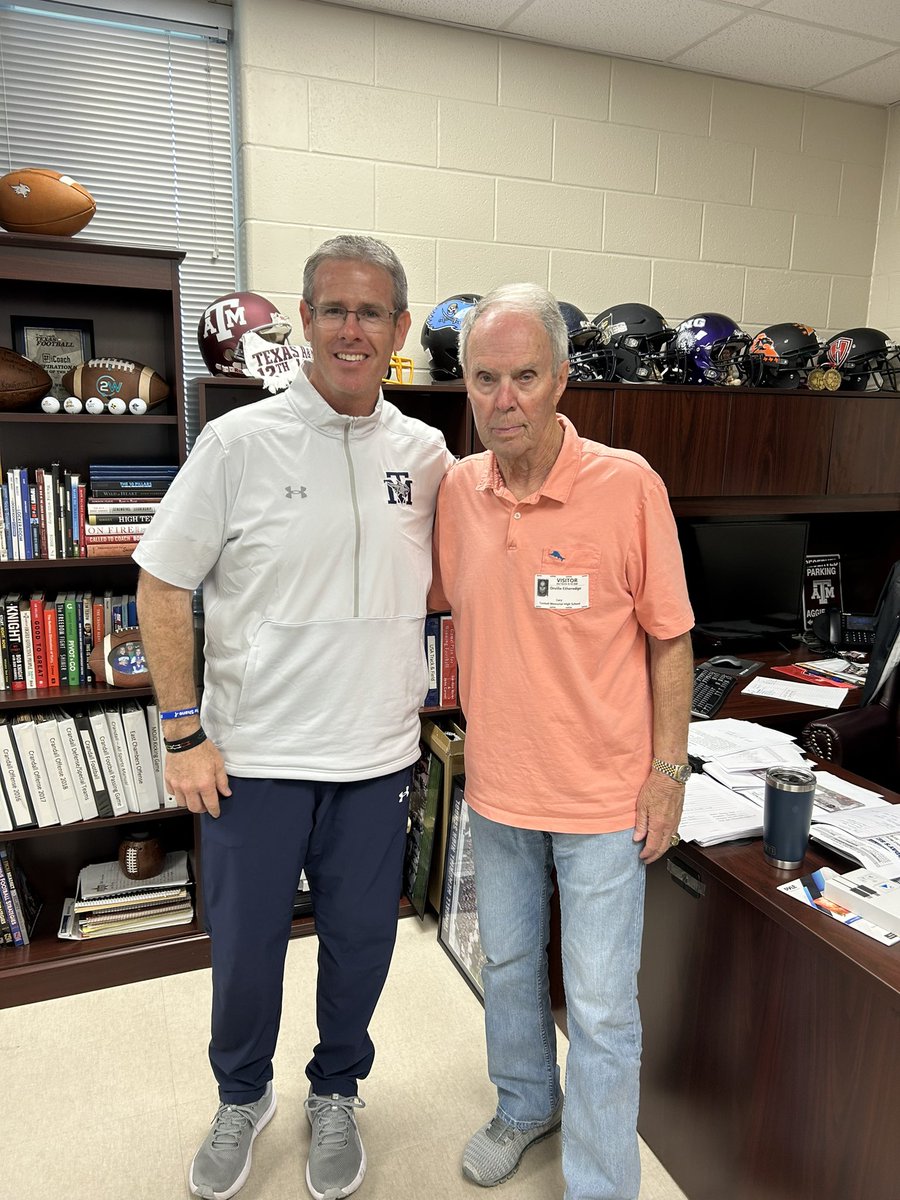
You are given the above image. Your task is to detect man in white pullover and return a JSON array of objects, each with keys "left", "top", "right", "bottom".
[{"left": 135, "top": 235, "right": 454, "bottom": 1200}]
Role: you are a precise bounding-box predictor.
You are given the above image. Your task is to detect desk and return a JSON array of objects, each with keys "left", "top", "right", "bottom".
[
  {"left": 638, "top": 764, "right": 900, "bottom": 1200},
  {"left": 698, "top": 648, "right": 862, "bottom": 731}
]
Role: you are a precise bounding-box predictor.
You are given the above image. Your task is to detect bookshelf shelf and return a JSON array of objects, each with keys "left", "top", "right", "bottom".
[{"left": 0, "top": 682, "right": 153, "bottom": 712}]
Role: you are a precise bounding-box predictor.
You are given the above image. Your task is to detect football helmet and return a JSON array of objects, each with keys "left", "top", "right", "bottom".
[
  {"left": 593, "top": 303, "right": 673, "bottom": 383},
  {"left": 383, "top": 353, "right": 415, "bottom": 385},
  {"left": 420, "top": 294, "right": 481, "bottom": 381},
  {"left": 814, "top": 327, "right": 900, "bottom": 392},
  {"left": 198, "top": 291, "right": 292, "bottom": 376},
  {"left": 668, "top": 312, "right": 750, "bottom": 386},
  {"left": 747, "top": 322, "right": 820, "bottom": 389},
  {"left": 558, "top": 301, "right": 614, "bottom": 381}
]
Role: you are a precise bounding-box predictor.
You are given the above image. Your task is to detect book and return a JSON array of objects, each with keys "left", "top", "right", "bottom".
[
  {"left": 32, "top": 710, "right": 82, "bottom": 825},
  {"left": 3, "top": 843, "right": 41, "bottom": 943},
  {"left": 145, "top": 703, "right": 168, "bottom": 808},
  {"left": 86, "top": 542, "right": 140, "bottom": 558},
  {"left": 29, "top": 591, "right": 47, "bottom": 689},
  {"left": 7, "top": 468, "right": 23, "bottom": 559},
  {"left": 404, "top": 745, "right": 442, "bottom": 920},
  {"left": 0, "top": 767, "right": 12, "bottom": 833},
  {"left": 44, "top": 601, "right": 60, "bottom": 688},
  {"left": 5, "top": 592, "right": 26, "bottom": 691},
  {"left": 19, "top": 594, "right": 35, "bottom": 689},
  {"left": 423, "top": 614, "right": 440, "bottom": 707},
  {"left": 74, "top": 713, "right": 114, "bottom": 818},
  {"left": 121, "top": 702, "right": 162, "bottom": 812},
  {"left": 55, "top": 593, "right": 67, "bottom": 682},
  {"left": 50, "top": 461, "right": 64, "bottom": 558},
  {"left": 86, "top": 514, "right": 156, "bottom": 528},
  {"left": 56, "top": 710, "right": 98, "bottom": 820},
  {"left": 85, "top": 521, "right": 154, "bottom": 536},
  {"left": 63, "top": 592, "right": 80, "bottom": 687},
  {"left": 82, "top": 531, "right": 148, "bottom": 545},
  {"left": 0, "top": 483, "right": 8, "bottom": 563},
  {"left": 105, "top": 707, "right": 141, "bottom": 813},
  {"left": 823, "top": 867, "right": 900, "bottom": 935},
  {"left": 11, "top": 714, "right": 60, "bottom": 828},
  {"left": 440, "top": 614, "right": 457, "bottom": 707},
  {"left": 88, "top": 707, "right": 129, "bottom": 816},
  {"left": 0, "top": 718, "right": 36, "bottom": 828},
  {"left": 0, "top": 842, "right": 30, "bottom": 945}
]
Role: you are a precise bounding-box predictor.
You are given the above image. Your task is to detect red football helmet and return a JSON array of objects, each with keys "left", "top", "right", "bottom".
[{"left": 198, "top": 291, "right": 292, "bottom": 376}]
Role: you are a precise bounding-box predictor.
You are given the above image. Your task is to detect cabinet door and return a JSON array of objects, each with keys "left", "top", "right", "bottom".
[
  {"left": 828, "top": 393, "right": 900, "bottom": 495},
  {"left": 558, "top": 385, "right": 614, "bottom": 446},
  {"left": 723, "top": 393, "right": 835, "bottom": 496},
  {"left": 612, "top": 388, "right": 728, "bottom": 497}
]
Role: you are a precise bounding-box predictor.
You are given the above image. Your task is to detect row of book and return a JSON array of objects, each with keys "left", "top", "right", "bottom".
[
  {"left": 424, "top": 613, "right": 458, "bottom": 708},
  {"left": 59, "top": 850, "right": 193, "bottom": 943},
  {"left": 0, "top": 589, "right": 136, "bottom": 692},
  {"left": 0, "top": 702, "right": 175, "bottom": 834},
  {"left": 0, "top": 841, "right": 41, "bottom": 947},
  {"left": 0, "top": 462, "right": 175, "bottom": 561}
]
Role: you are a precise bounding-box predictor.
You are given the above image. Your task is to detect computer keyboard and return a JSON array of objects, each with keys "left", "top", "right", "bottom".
[{"left": 691, "top": 666, "right": 739, "bottom": 720}]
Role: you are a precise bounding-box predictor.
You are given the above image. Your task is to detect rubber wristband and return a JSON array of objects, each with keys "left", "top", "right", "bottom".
[
  {"left": 160, "top": 706, "right": 200, "bottom": 721},
  {"left": 164, "top": 727, "right": 207, "bottom": 753}
]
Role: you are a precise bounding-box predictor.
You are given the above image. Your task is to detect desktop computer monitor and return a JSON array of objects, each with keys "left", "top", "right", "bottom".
[{"left": 680, "top": 519, "right": 810, "bottom": 646}]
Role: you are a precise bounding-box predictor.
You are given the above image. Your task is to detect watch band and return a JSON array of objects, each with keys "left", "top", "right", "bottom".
[{"left": 651, "top": 756, "right": 691, "bottom": 784}]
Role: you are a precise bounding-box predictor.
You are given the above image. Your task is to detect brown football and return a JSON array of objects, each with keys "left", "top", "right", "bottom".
[
  {"left": 62, "top": 358, "right": 170, "bottom": 407},
  {"left": 88, "top": 628, "right": 152, "bottom": 688},
  {"left": 0, "top": 347, "right": 52, "bottom": 409},
  {"left": 0, "top": 167, "right": 96, "bottom": 236}
]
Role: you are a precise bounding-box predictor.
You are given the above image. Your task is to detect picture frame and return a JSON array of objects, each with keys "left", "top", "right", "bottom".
[
  {"left": 11, "top": 315, "right": 95, "bottom": 401},
  {"left": 438, "top": 776, "right": 485, "bottom": 1003},
  {"left": 404, "top": 744, "right": 443, "bottom": 920}
]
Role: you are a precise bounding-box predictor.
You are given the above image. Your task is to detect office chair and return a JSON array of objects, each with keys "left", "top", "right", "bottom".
[{"left": 801, "top": 561, "right": 900, "bottom": 791}]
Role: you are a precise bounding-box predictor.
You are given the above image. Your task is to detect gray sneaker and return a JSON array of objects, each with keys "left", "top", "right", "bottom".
[
  {"left": 188, "top": 1082, "right": 276, "bottom": 1200},
  {"left": 462, "top": 1095, "right": 564, "bottom": 1187},
  {"left": 304, "top": 1091, "right": 366, "bottom": 1200}
]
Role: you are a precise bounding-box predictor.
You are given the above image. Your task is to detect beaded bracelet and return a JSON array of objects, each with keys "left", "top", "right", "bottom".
[{"left": 163, "top": 727, "right": 207, "bottom": 754}]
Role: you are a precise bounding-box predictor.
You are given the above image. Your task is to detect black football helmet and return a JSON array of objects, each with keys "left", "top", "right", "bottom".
[
  {"left": 747, "top": 322, "right": 820, "bottom": 389},
  {"left": 420, "top": 294, "right": 480, "bottom": 381},
  {"left": 592, "top": 303, "right": 672, "bottom": 382},
  {"left": 667, "top": 312, "right": 751, "bottom": 386},
  {"left": 815, "top": 327, "right": 900, "bottom": 391},
  {"left": 557, "top": 301, "right": 614, "bottom": 381}
]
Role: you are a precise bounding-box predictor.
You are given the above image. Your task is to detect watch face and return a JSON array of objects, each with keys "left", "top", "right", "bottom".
[{"left": 674, "top": 764, "right": 691, "bottom": 784}]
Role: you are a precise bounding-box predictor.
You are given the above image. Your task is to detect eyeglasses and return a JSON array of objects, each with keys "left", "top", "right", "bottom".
[{"left": 308, "top": 305, "right": 397, "bottom": 331}]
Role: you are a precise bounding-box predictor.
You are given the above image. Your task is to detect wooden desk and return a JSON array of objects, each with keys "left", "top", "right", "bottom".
[{"left": 638, "top": 765, "right": 900, "bottom": 1200}]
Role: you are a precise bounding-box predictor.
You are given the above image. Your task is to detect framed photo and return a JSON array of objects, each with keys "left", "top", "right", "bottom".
[
  {"left": 404, "top": 744, "right": 443, "bottom": 920},
  {"left": 11, "top": 315, "right": 95, "bottom": 401},
  {"left": 438, "top": 776, "right": 485, "bottom": 1002}
]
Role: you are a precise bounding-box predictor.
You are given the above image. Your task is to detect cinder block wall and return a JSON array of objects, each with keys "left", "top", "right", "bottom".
[
  {"left": 234, "top": 0, "right": 893, "bottom": 376},
  {"left": 870, "top": 106, "right": 900, "bottom": 342}
]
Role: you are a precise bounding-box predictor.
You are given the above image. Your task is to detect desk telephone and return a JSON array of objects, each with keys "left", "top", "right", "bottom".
[{"left": 813, "top": 608, "right": 878, "bottom": 650}]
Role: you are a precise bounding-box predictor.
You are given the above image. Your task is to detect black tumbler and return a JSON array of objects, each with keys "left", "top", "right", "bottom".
[{"left": 763, "top": 766, "right": 817, "bottom": 869}]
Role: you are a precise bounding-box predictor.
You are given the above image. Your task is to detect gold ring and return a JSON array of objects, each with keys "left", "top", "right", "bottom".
[{"left": 670, "top": 833, "right": 681, "bottom": 848}]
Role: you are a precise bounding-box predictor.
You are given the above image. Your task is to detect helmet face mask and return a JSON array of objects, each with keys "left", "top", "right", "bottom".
[
  {"left": 421, "top": 294, "right": 481, "bottom": 381},
  {"left": 816, "top": 328, "right": 900, "bottom": 391},
  {"left": 557, "top": 302, "right": 613, "bottom": 381},
  {"left": 668, "top": 313, "right": 750, "bottom": 386},
  {"left": 593, "top": 303, "right": 672, "bottom": 382},
  {"left": 748, "top": 323, "right": 820, "bottom": 389},
  {"left": 198, "top": 291, "right": 292, "bottom": 377}
]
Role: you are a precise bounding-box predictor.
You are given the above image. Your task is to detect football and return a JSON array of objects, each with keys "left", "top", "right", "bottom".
[
  {"left": 0, "top": 346, "right": 52, "bottom": 409},
  {"left": 0, "top": 167, "right": 96, "bottom": 236},
  {"left": 61, "top": 357, "right": 170, "bottom": 408},
  {"left": 88, "top": 628, "right": 151, "bottom": 688}
]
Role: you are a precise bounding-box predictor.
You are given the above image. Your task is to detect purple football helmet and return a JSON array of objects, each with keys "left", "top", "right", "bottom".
[{"left": 668, "top": 312, "right": 751, "bottom": 386}]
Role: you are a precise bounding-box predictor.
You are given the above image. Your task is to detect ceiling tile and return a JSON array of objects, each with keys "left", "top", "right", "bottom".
[
  {"left": 331, "top": 0, "right": 524, "bottom": 22},
  {"left": 673, "top": 10, "right": 889, "bottom": 90},
  {"left": 505, "top": 0, "right": 741, "bottom": 61},
  {"left": 762, "top": 0, "right": 900, "bottom": 44},
  {"left": 813, "top": 52, "right": 900, "bottom": 106}
]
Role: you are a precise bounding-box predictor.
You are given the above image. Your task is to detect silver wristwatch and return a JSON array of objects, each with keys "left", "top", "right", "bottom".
[{"left": 651, "top": 757, "right": 692, "bottom": 785}]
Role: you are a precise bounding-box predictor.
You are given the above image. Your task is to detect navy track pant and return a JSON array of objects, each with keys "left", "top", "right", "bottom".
[{"left": 199, "top": 768, "right": 412, "bottom": 1105}]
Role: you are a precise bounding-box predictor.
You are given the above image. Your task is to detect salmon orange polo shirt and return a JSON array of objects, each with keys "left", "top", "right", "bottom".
[{"left": 431, "top": 415, "right": 694, "bottom": 834}]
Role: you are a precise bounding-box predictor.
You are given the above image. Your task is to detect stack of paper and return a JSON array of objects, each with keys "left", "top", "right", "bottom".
[
  {"left": 58, "top": 849, "right": 193, "bottom": 940},
  {"left": 679, "top": 719, "right": 887, "bottom": 851}
]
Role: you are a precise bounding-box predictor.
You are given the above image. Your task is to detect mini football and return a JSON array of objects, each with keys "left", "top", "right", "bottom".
[
  {"left": 62, "top": 357, "right": 170, "bottom": 408},
  {"left": 88, "top": 628, "right": 151, "bottom": 688},
  {"left": 0, "top": 167, "right": 96, "bottom": 236},
  {"left": 0, "top": 346, "right": 52, "bottom": 409}
]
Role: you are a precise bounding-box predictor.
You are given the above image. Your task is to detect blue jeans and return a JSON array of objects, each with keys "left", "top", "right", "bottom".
[{"left": 468, "top": 810, "right": 645, "bottom": 1200}]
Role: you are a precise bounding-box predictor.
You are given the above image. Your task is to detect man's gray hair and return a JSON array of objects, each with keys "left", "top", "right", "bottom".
[
  {"left": 458, "top": 283, "right": 569, "bottom": 374},
  {"left": 303, "top": 234, "right": 408, "bottom": 313}
]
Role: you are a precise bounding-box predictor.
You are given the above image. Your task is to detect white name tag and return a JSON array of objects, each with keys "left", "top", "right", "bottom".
[{"left": 534, "top": 574, "right": 589, "bottom": 610}]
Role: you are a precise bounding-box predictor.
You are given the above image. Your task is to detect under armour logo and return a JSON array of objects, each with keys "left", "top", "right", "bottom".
[
  {"left": 285, "top": 485, "right": 307, "bottom": 499},
  {"left": 398, "top": 785, "right": 410, "bottom": 804},
  {"left": 385, "top": 471, "right": 412, "bottom": 505}
]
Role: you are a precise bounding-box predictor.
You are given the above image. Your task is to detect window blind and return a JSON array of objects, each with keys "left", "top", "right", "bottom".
[{"left": 0, "top": 3, "right": 237, "bottom": 449}]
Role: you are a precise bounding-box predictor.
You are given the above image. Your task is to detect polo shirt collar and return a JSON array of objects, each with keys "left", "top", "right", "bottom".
[{"left": 477, "top": 413, "right": 582, "bottom": 503}]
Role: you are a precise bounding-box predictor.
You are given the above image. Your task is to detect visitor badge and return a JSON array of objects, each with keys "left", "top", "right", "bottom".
[{"left": 534, "top": 574, "right": 589, "bottom": 610}]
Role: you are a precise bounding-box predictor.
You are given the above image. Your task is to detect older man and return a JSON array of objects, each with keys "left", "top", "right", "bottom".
[
  {"left": 430, "top": 283, "right": 694, "bottom": 1200},
  {"left": 136, "top": 235, "right": 454, "bottom": 1200}
]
